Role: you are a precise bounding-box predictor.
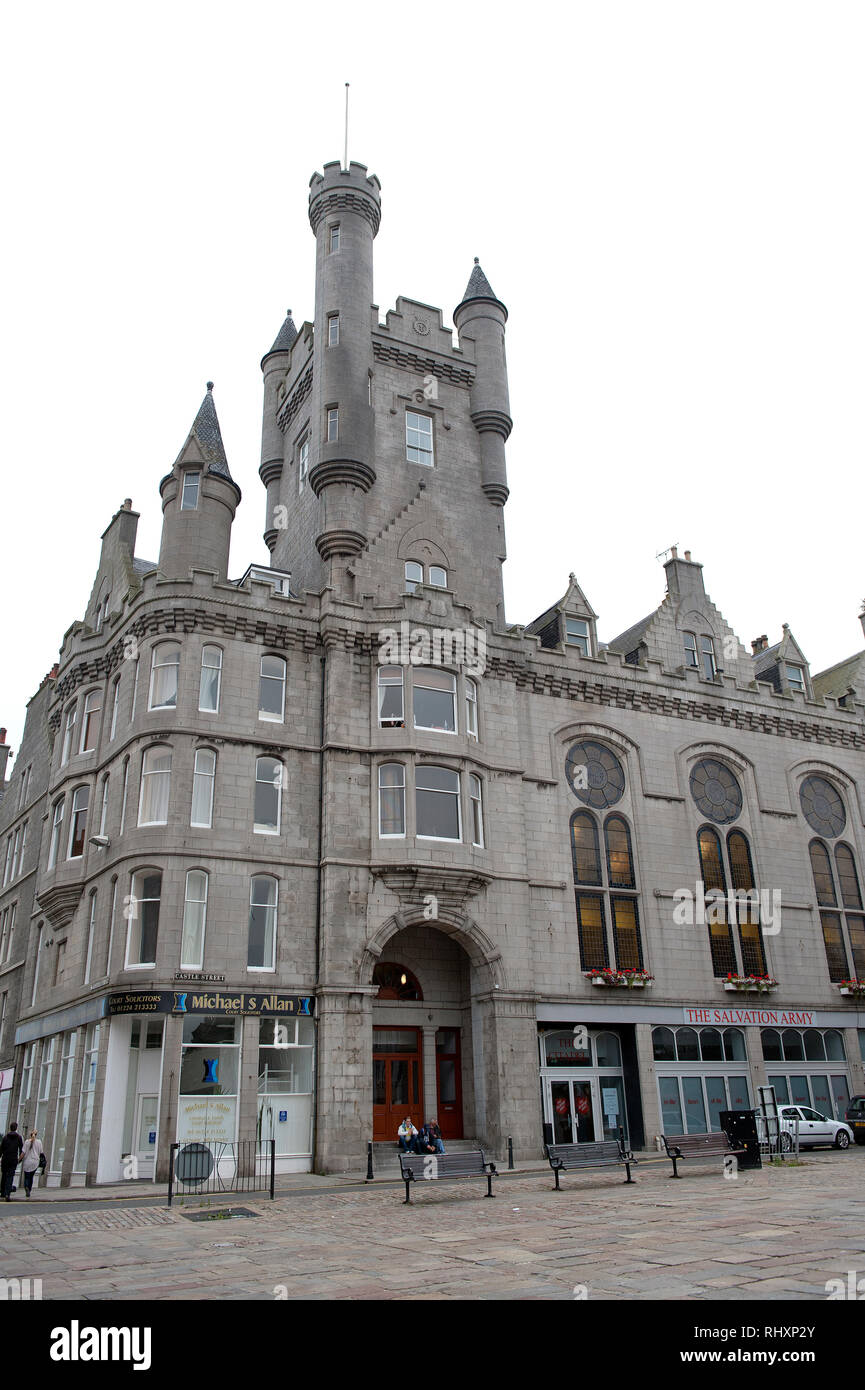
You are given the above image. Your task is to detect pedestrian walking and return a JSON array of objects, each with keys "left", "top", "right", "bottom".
[
  {"left": 1, "top": 1122, "right": 24, "bottom": 1200},
  {"left": 20, "top": 1131, "right": 44, "bottom": 1199}
]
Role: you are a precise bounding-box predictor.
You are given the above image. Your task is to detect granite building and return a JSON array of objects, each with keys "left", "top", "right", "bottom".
[{"left": 1, "top": 156, "right": 864, "bottom": 1183}]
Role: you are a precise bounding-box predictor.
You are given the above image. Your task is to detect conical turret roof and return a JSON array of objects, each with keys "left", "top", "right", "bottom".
[
  {"left": 460, "top": 258, "right": 498, "bottom": 304},
  {"left": 266, "top": 309, "right": 298, "bottom": 358},
  {"left": 167, "top": 383, "right": 240, "bottom": 498}
]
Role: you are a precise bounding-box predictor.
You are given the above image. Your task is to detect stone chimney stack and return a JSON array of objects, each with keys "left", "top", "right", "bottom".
[
  {"left": 751, "top": 635, "right": 769, "bottom": 655},
  {"left": 663, "top": 548, "right": 705, "bottom": 602}
]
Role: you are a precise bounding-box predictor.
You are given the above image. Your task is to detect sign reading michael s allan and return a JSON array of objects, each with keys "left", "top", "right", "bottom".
[{"left": 106, "top": 991, "right": 314, "bottom": 1017}]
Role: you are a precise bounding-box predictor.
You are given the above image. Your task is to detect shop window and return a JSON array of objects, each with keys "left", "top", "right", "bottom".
[
  {"left": 594, "top": 1032, "right": 621, "bottom": 1068},
  {"left": 179, "top": 1016, "right": 240, "bottom": 1144},
  {"left": 257, "top": 1017, "right": 315, "bottom": 1157},
  {"left": 73, "top": 1023, "right": 100, "bottom": 1174},
  {"left": 652, "top": 1027, "right": 676, "bottom": 1061}
]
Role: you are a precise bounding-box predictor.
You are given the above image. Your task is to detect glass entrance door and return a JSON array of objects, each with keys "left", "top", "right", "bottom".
[
  {"left": 549, "top": 1079, "right": 599, "bottom": 1143},
  {"left": 373, "top": 1028, "right": 423, "bottom": 1142}
]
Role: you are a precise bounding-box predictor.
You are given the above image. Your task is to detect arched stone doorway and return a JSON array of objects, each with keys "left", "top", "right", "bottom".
[{"left": 370, "top": 923, "right": 474, "bottom": 1143}]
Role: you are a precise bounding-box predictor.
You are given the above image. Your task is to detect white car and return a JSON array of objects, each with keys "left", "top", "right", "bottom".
[{"left": 779, "top": 1105, "right": 853, "bottom": 1151}]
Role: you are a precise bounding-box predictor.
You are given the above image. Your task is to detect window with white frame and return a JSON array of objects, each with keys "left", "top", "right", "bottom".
[
  {"left": 109, "top": 676, "right": 121, "bottom": 740},
  {"left": 378, "top": 763, "right": 406, "bottom": 837},
  {"left": 53, "top": 939, "right": 67, "bottom": 986},
  {"left": 138, "top": 747, "right": 171, "bottom": 826},
  {"left": 786, "top": 664, "right": 805, "bottom": 694},
  {"left": 18, "top": 764, "right": 31, "bottom": 811},
  {"left": 254, "top": 757, "right": 282, "bottom": 834},
  {"left": 179, "top": 1015, "right": 240, "bottom": 1143},
  {"left": 181, "top": 869, "right": 208, "bottom": 969},
  {"left": 84, "top": 891, "right": 97, "bottom": 984},
  {"left": 181, "top": 471, "right": 200, "bottom": 509},
  {"left": 413, "top": 668, "right": 456, "bottom": 733},
  {"left": 79, "top": 690, "right": 102, "bottom": 753},
  {"left": 191, "top": 748, "right": 216, "bottom": 828},
  {"left": 148, "top": 643, "right": 180, "bottom": 710},
  {"left": 248, "top": 875, "right": 277, "bottom": 970},
  {"left": 327, "top": 313, "right": 339, "bottom": 346},
  {"left": 199, "top": 645, "right": 222, "bottom": 713},
  {"left": 2, "top": 835, "right": 11, "bottom": 887},
  {"left": 98, "top": 776, "right": 109, "bottom": 836},
  {"left": 30, "top": 926, "right": 44, "bottom": 1007},
  {"left": 416, "top": 765, "right": 461, "bottom": 840},
  {"left": 61, "top": 703, "right": 77, "bottom": 765},
  {"left": 48, "top": 799, "right": 65, "bottom": 869},
  {"left": 683, "top": 632, "right": 698, "bottom": 668},
  {"left": 259, "top": 655, "right": 286, "bottom": 721},
  {"left": 257, "top": 1016, "right": 314, "bottom": 1157},
  {"left": 469, "top": 774, "right": 484, "bottom": 847},
  {"left": 565, "top": 617, "right": 590, "bottom": 656},
  {"left": 35, "top": 1037, "right": 55, "bottom": 1142},
  {"left": 429, "top": 566, "right": 447, "bottom": 588},
  {"left": 465, "top": 679, "right": 478, "bottom": 738},
  {"left": 0, "top": 903, "right": 14, "bottom": 962},
  {"left": 298, "top": 433, "right": 310, "bottom": 494},
  {"left": 378, "top": 666, "right": 404, "bottom": 727},
  {"left": 67, "top": 786, "right": 89, "bottom": 859},
  {"left": 119, "top": 757, "right": 130, "bottom": 835},
  {"left": 126, "top": 870, "right": 161, "bottom": 967},
  {"left": 406, "top": 411, "right": 433, "bottom": 466},
  {"left": 328, "top": 223, "right": 340, "bottom": 253},
  {"left": 404, "top": 561, "right": 423, "bottom": 593},
  {"left": 701, "top": 636, "right": 717, "bottom": 679},
  {"left": 326, "top": 407, "right": 338, "bottom": 442}
]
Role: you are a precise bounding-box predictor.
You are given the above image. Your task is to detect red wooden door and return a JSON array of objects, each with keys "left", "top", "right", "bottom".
[
  {"left": 435, "top": 1028, "right": 464, "bottom": 1140},
  {"left": 373, "top": 1028, "right": 423, "bottom": 1142}
]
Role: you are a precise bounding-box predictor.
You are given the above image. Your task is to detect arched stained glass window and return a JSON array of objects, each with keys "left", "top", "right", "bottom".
[
  {"left": 809, "top": 841, "right": 837, "bottom": 907},
  {"left": 727, "top": 831, "right": 755, "bottom": 891},
  {"left": 835, "top": 844, "right": 862, "bottom": 910},
  {"left": 570, "top": 812, "right": 601, "bottom": 885},
  {"left": 604, "top": 815, "right": 635, "bottom": 889},
  {"left": 698, "top": 826, "right": 726, "bottom": 892}
]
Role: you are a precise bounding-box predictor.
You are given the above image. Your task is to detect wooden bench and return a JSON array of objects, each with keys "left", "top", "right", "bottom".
[
  {"left": 662, "top": 1131, "right": 746, "bottom": 1178},
  {"left": 398, "top": 1150, "right": 496, "bottom": 1204},
  {"left": 546, "top": 1137, "right": 636, "bottom": 1190}
]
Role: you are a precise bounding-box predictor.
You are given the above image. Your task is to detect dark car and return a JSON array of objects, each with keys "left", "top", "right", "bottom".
[{"left": 845, "top": 1095, "right": 865, "bottom": 1145}]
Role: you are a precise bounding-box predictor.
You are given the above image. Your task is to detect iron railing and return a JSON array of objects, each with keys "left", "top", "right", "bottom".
[{"left": 167, "top": 1139, "right": 276, "bottom": 1206}]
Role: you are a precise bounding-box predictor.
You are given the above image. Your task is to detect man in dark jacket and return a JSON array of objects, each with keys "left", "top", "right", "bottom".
[{"left": 1, "top": 1122, "right": 24, "bottom": 1200}]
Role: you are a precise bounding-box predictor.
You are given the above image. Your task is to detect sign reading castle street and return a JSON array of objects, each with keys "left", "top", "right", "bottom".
[{"left": 105, "top": 991, "right": 314, "bottom": 1018}]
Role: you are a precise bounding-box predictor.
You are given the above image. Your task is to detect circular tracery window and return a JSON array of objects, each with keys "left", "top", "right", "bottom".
[
  {"left": 799, "top": 776, "right": 846, "bottom": 838},
  {"left": 689, "top": 758, "right": 742, "bottom": 824},
  {"left": 565, "top": 740, "right": 625, "bottom": 809}
]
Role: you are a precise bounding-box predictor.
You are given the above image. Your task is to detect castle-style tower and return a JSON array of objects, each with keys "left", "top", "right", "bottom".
[
  {"left": 453, "top": 260, "right": 512, "bottom": 507},
  {"left": 158, "top": 383, "right": 240, "bottom": 582}
]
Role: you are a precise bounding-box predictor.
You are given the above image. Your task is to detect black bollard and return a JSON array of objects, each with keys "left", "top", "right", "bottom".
[
  {"left": 366, "top": 1141, "right": 374, "bottom": 1181},
  {"left": 507, "top": 1136, "right": 514, "bottom": 1170}
]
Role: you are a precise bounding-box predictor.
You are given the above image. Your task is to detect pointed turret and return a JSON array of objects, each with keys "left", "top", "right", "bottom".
[
  {"left": 158, "top": 383, "right": 240, "bottom": 582},
  {"left": 453, "top": 258, "right": 512, "bottom": 507},
  {"left": 459, "top": 258, "right": 504, "bottom": 310},
  {"left": 259, "top": 313, "right": 298, "bottom": 552}
]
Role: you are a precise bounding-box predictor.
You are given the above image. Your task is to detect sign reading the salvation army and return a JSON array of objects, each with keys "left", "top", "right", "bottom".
[
  {"left": 683, "top": 1006, "right": 814, "bottom": 1027},
  {"left": 106, "top": 991, "right": 314, "bottom": 1018}
]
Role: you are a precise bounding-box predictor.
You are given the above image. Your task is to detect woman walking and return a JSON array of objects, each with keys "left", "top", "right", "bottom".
[{"left": 20, "top": 1131, "right": 43, "bottom": 1199}]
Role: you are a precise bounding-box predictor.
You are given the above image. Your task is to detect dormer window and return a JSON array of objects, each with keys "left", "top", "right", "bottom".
[
  {"left": 565, "top": 618, "right": 590, "bottom": 656},
  {"left": 683, "top": 632, "right": 699, "bottom": 668},
  {"left": 181, "top": 472, "right": 200, "bottom": 510},
  {"left": 785, "top": 664, "right": 805, "bottom": 694}
]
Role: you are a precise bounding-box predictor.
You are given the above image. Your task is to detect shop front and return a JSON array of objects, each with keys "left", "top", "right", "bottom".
[{"left": 539, "top": 1028, "right": 632, "bottom": 1145}]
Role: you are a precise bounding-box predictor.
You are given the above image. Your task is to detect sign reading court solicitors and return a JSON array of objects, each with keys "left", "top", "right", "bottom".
[{"left": 105, "top": 990, "right": 314, "bottom": 1017}]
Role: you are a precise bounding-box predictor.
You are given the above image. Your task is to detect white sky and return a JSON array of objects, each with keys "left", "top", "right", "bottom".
[{"left": 2, "top": 1, "right": 863, "bottom": 755}]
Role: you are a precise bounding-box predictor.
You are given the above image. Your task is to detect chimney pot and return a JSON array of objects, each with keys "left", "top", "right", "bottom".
[
  {"left": 0, "top": 728, "right": 6, "bottom": 743},
  {"left": 670, "top": 545, "right": 678, "bottom": 559},
  {"left": 684, "top": 550, "right": 691, "bottom": 562},
  {"left": 123, "top": 498, "right": 132, "bottom": 510}
]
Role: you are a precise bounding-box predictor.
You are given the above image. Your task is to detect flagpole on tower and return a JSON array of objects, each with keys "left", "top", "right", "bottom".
[{"left": 344, "top": 83, "right": 350, "bottom": 170}]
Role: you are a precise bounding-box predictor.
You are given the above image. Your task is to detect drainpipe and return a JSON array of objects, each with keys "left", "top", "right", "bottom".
[{"left": 311, "top": 652, "right": 327, "bottom": 1170}]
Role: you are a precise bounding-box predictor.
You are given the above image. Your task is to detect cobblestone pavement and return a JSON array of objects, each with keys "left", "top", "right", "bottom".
[{"left": 0, "top": 1149, "right": 863, "bottom": 1301}]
